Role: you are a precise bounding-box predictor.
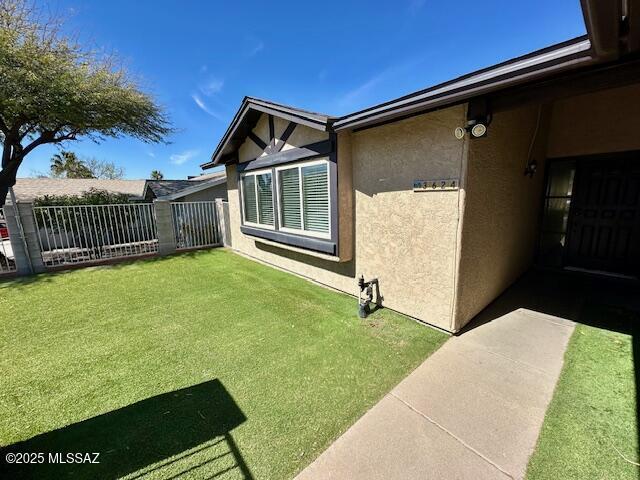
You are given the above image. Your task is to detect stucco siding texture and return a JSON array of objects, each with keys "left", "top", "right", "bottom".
[
  {"left": 226, "top": 105, "right": 465, "bottom": 331},
  {"left": 453, "top": 104, "right": 547, "bottom": 332},
  {"left": 547, "top": 83, "right": 640, "bottom": 158},
  {"left": 351, "top": 106, "right": 465, "bottom": 330}
]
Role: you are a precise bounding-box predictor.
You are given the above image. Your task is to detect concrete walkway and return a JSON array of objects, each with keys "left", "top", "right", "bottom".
[{"left": 297, "top": 276, "right": 578, "bottom": 480}]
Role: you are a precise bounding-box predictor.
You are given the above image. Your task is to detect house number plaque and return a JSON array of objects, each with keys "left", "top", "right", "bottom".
[{"left": 413, "top": 178, "right": 459, "bottom": 192}]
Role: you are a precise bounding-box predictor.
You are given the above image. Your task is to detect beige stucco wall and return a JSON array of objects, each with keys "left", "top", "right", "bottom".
[
  {"left": 452, "top": 103, "right": 549, "bottom": 331},
  {"left": 226, "top": 105, "right": 466, "bottom": 330},
  {"left": 351, "top": 106, "right": 466, "bottom": 330},
  {"left": 547, "top": 83, "right": 640, "bottom": 158}
]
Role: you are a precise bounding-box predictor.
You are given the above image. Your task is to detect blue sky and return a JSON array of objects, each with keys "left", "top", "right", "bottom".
[{"left": 26, "top": 0, "right": 586, "bottom": 180}]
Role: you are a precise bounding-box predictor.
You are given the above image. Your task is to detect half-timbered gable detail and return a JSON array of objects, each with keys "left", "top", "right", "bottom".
[{"left": 203, "top": 97, "right": 353, "bottom": 261}]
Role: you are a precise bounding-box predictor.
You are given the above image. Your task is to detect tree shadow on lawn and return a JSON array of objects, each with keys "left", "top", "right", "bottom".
[{"left": 1, "top": 379, "right": 254, "bottom": 480}]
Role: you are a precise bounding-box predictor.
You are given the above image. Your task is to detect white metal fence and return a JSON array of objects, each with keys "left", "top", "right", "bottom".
[
  {"left": 171, "top": 201, "right": 220, "bottom": 250},
  {"left": 33, "top": 204, "right": 158, "bottom": 267},
  {"left": 0, "top": 208, "right": 17, "bottom": 275}
]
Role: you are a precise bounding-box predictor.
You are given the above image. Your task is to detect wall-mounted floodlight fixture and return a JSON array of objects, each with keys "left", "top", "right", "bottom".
[
  {"left": 470, "top": 123, "right": 487, "bottom": 138},
  {"left": 454, "top": 121, "right": 489, "bottom": 140}
]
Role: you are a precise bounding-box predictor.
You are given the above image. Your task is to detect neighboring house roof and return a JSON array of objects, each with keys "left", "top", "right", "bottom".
[
  {"left": 143, "top": 174, "right": 227, "bottom": 201},
  {"left": 12, "top": 178, "right": 147, "bottom": 201},
  {"left": 203, "top": 97, "right": 335, "bottom": 168},
  {"left": 187, "top": 170, "right": 227, "bottom": 182},
  {"left": 145, "top": 180, "right": 200, "bottom": 197}
]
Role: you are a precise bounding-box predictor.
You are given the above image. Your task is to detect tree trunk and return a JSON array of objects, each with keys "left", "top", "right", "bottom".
[{"left": 0, "top": 143, "right": 22, "bottom": 207}]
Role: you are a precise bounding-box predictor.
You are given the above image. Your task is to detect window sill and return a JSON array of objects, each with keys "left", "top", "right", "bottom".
[{"left": 240, "top": 225, "right": 338, "bottom": 259}]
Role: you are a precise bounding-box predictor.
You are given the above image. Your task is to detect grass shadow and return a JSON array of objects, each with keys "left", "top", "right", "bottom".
[{"left": 0, "top": 379, "right": 253, "bottom": 480}]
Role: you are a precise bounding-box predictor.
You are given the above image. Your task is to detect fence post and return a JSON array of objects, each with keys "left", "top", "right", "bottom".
[
  {"left": 4, "top": 202, "right": 46, "bottom": 275},
  {"left": 153, "top": 200, "right": 176, "bottom": 256},
  {"left": 215, "top": 199, "right": 231, "bottom": 247}
]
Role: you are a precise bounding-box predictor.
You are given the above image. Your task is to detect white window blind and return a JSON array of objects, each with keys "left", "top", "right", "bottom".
[
  {"left": 242, "top": 175, "right": 257, "bottom": 224},
  {"left": 242, "top": 171, "right": 274, "bottom": 227},
  {"left": 279, "top": 168, "right": 301, "bottom": 229},
  {"left": 257, "top": 173, "right": 274, "bottom": 226},
  {"left": 302, "top": 164, "right": 329, "bottom": 233},
  {"left": 277, "top": 160, "right": 329, "bottom": 237}
]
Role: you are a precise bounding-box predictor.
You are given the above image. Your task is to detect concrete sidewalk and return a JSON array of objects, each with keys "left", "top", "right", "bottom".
[{"left": 296, "top": 304, "right": 576, "bottom": 479}]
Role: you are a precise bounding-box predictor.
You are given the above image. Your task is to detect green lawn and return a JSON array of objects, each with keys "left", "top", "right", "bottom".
[
  {"left": 526, "top": 304, "right": 639, "bottom": 480},
  {"left": 0, "top": 249, "right": 446, "bottom": 480}
]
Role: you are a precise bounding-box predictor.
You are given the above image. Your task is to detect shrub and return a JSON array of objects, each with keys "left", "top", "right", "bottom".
[{"left": 33, "top": 189, "right": 132, "bottom": 207}]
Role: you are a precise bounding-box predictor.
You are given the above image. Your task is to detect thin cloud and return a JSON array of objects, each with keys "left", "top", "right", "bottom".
[
  {"left": 248, "top": 40, "right": 264, "bottom": 56},
  {"left": 191, "top": 93, "right": 224, "bottom": 121},
  {"left": 337, "top": 56, "right": 429, "bottom": 110},
  {"left": 147, "top": 151, "right": 156, "bottom": 158},
  {"left": 170, "top": 149, "right": 200, "bottom": 166},
  {"left": 200, "top": 78, "right": 224, "bottom": 96},
  {"left": 338, "top": 73, "right": 386, "bottom": 108}
]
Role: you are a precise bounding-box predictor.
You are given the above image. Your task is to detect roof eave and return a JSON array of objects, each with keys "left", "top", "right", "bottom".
[
  {"left": 333, "top": 37, "right": 594, "bottom": 131},
  {"left": 202, "top": 97, "right": 334, "bottom": 169}
]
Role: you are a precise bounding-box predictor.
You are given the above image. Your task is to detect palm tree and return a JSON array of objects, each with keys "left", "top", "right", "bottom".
[
  {"left": 50, "top": 151, "right": 94, "bottom": 178},
  {"left": 150, "top": 170, "right": 164, "bottom": 180}
]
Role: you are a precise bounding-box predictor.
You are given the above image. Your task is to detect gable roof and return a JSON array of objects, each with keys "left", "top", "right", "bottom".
[
  {"left": 12, "top": 178, "right": 146, "bottom": 201},
  {"left": 201, "top": 97, "right": 334, "bottom": 168},
  {"left": 143, "top": 173, "right": 227, "bottom": 200},
  {"left": 144, "top": 180, "right": 199, "bottom": 198},
  {"left": 203, "top": 37, "right": 594, "bottom": 168}
]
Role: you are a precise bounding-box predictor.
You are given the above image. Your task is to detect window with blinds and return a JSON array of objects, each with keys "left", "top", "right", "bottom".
[
  {"left": 241, "top": 159, "right": 331, "bottom": 241},
  {"left": 279, "top": 168, "right": 301, "bottom": 229},
  {"left": 242, "top": 175, "right": 257, "bottom": 223},
  {"left": 277, "top": 160, "right": 330, "bottom": 237},
  {"left": 302, "top": 164, "right": 329, "bottom": 233},
  {"left": 241, "top": 171, "right": 274, "bottom": 227},
  {"left": 257, "top": 173, "right": 274, "bottom": 225}
]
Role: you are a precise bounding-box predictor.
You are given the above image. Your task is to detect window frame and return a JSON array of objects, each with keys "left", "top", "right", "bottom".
[
  {"left": 239, "top": 168, "right": 276, "bottom": 230},
  {"left": 275, "top": 158, "right": 332, "bottom": 240},
  {"left": 236, "top": 146, "right": 339, "bottom": 257}
]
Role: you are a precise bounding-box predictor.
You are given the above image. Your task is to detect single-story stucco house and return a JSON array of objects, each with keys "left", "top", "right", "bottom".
[
  {"left": 201, "top": 1, "right": 640, "bottom": 333},
  {"left": 143, "top": 170, "right": 227, "bottom": 202}
]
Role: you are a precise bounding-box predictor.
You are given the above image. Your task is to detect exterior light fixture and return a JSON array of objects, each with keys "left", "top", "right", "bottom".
[{"left": 471, "top": 123, "right": 487, "bottom": 138}]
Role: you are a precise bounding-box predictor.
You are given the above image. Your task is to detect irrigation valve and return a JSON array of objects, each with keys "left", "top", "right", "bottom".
[{"left": 358, "top": 275, "right": 381, "bottom": 319}]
